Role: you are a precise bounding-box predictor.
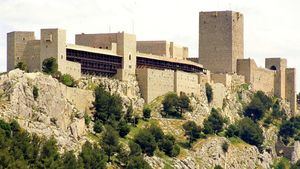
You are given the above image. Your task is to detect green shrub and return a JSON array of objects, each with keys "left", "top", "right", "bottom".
[
  {"left": 222, "top": 142, "right": 229, "bottom": 153},
  {"left": 225, "top": 124, "right": 239, "bottom": 137},
  {"left": 179, "top": 92, "right": 191, "bottom": 113},
  {"left": 244, "top": 91, "right": 272, "bottom": 121},
  {"left": 134, "top": 129, "right": 157, "bottom": 156},
  {"left": 148, "top": 124, "right": 164, "bottom": 142},
  {"left": 162, "top": 92, "right": 191, "bottom": 118},
  {"left": 129, "top": 141, "right": 142, "bottom": 156},
  {"left": 93, "top": 85, "right": 123, "bottom": 124},
  {"left": 273, "top": 158, "right": 290, "bottom": 169},
  {"left": 203, "top": 108, "right": 226, "bottom": 134},
  {"left": 100, "top": 126, "right": 120, "bottom": 162},
  {"left": 205, "top": 83, "right": 213, "bottom": 103},
  {"left": 42, "top": 57, "right": 58, "bottom": 75},
  {"left": 158, "top": 134, "right": 180, "bottom": 157},
  {"left": 117, "top": 119, "right": 130, "bottom": 137},
  {"left": 93, "top": 121, "right": 103, "bottom": 133},
  {"left": 143, "top": 106, "right": 151, "bottom": 119},
  {"left": 15, "top": 62, "right": 28, "bottom": 72},
  {"left": 84, "top": 113, "right": 91, "bottom": 126},
  {"left": 126, "top": 156, "right": 151, "bottom": 169},
  {"left": 162, "top": 92, "right": 180, "bottom": 117},
  {"left": 183, "top": 121, "right": 202, "bottom": 146},
  {"left": 33, "top": 86, "right": 39, "bottom": 100},
  {"left": 60, "top": 74, "right": 76, "bottom": 87},
  {"left": 238, "top": 118, "right": 264, "bottom": 149}
]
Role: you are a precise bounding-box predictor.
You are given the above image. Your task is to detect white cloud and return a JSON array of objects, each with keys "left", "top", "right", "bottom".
[{"left": 0, "top": 0, "right": 299, "bottom": 92}]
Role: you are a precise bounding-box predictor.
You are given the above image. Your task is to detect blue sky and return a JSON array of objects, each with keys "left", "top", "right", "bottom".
[{"left": 0, "top": 0, "right": 299, "bottom": 91}]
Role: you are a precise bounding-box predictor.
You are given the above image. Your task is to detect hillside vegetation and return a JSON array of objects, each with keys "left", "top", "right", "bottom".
[{"left": 0, "top": 69, "right": 299, "bottom": 169}]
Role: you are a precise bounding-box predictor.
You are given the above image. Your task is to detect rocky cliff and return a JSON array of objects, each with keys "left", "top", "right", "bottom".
[{"left": 0, "top": 69, "right": 296, "bottom": 168}]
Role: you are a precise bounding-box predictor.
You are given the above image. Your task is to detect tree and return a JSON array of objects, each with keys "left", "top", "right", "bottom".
[
  {"left": 178, "top": 92, "right": 191, "bottom": 114},
  {"left": 59, "top": 74, "right": 76, "bottom": 87},
  {"left": 238, "top": 118, "right": 264, "bottom": 149},
  {"left": 80, "top": 142, "right": 108, "bottom": 169},
  {"left": 203, "top": 108, "right": 226, "bottom": 134},
  {"left": 143, "top": 106, "right": 151, "bottom": 119},
  {"left": 225, "top": 124, "right": 239, "bottom": 138},
  {"left": 100, "top": 126, "right": 120, "bottom": 162},
  {"left": 134, "top": 129, "right": 157, "bottom": 156},
  {"left": 15, "top": 62, "right": 28, "bottom": 72},
  {"left": 37, "top": 137, "right": 61, "bottom": 168},
  {"left": 126, "top": 156, "right": 151, "bottom": 169},
  {"left": 93, "top": 85, "right": 123, "bottom": 124},
  {"left": 62, "top": 151, "right": 84, "bottom": 169},
  {"left": 244, "top": 96, "right": 265, "bottom": 121},
  {"left": 93, "top": 121, "right": 103, "bottom": 133},
  {"left": 205, "top": 83, "right": 213, "bottom": 103},
  {"left": 162, "top": 92, "right": 180, "bottom": 117},
  {"left": 117, "top": 119, "right": 130, "bottom": 137},
  {"left": 183, "top": 121, "right": 202, "bottom": 146},
  {"left": 158, "top": 134, "right": 180, "bottom": 157},
  {"left": 129, "top": 141, "right": 142, "bottom": 157},
  {"left": 42, "top": 57, "right": 58, "bottom": 75},
  {"left": 148, "top": 124, "right": 164, "bottom": 142}
]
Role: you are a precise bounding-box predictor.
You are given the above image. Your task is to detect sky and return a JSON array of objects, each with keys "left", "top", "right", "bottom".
[{"left": 0, "top": 0, "right": 299, "bottom": 92}]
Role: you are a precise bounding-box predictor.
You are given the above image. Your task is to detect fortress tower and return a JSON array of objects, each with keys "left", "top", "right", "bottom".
[{"left": 199, "top": 11, "right": 244, "bottom": 74}]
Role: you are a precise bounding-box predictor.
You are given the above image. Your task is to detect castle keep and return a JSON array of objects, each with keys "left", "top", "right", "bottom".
[{"left": 6, "top": 11, "right": 297, "bottom": 113}]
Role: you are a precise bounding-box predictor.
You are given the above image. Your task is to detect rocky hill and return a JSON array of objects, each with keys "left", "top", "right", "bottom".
[{"left": 0, "top": 69, "right": 298, "bottom": 169}]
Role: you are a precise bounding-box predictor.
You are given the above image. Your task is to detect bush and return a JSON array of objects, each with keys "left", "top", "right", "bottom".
[
  {"left": 100, "top": 126, "right": 120, "bottom": 162},
  {"left": 33, "top": 86, "right": 39, "bottom": 100},
  {"left": 129, "top": 141, "right": 142, "bottom": 156},
  {"left": 143, "top": 106, "right": 151, "bottom": 119},
  {"left": 203, "top": 108, "right": 226, "bottom": 134},
  {"left": 80, "top": 142, "right": 108, "bottom": 169},
  {"left": 93, "top": 121, "right": 103, "bottom": 133},
  {"left": 126, "top": 156, "right": 151, "bottom": 169},
  {"left": 222, "top": 142, "right": 229, "bottom": 153},
  {"left": 158, "top": 135, "right": 180, "bottom": 157},
  {"left": 183, "top": 121, "right": 202, "bottom": 146},
  {"left": 42, "top": 57, "right": 58, "bottom": 75},
  {"left": 162, "top": 92, "right": 191, "bottom": 118},
  {"left": 238, "top": 118, "right": 264, "bottom": 149},
  {"left": 205, "top": 83, "right": 213, "bottom": 103},
  {"left": 93, "top": 85, "right": 123, "bottom": 124},
  {"left": 60, "top": 74, "right": 76, "bottom": 87},
  {"left": 244, "top": 91, "right": 272, "bottom": 121},
  {"left": 162, "top": 92, "right": 180, "bottom": 117},
  {"left": 15, "top": 62, "right": 28, "bottom": 72},
  {"left": 117, "top": 119, "right": 130, "bottom": 137},
  {"left": 134, "top": 129, "right": 157, "bottom": 156},
  {"left": 272, "top": 100, "right": 285, "bottom": 119},
  {"left": 148, "top": 124, "right": 164, "bottom": 142},
  {"left": 84, "top": 113, "right": 91, "bottom": 126},
  {"left": 179, "top": 92, "right": 191, "bottom": 113},
  {"left": 225, "top": 124, "right": 239, "bottom": 137}
]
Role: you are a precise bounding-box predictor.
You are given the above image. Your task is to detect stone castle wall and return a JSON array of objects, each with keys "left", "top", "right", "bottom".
[
  {"left": 199, "top": 11, "right": 244, "bottom": 74},
  {"left": 136, "top": 68, "right": 202, "bottom": 103}
]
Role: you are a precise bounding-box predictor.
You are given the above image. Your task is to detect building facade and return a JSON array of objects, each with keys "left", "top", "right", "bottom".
[
  {"left": 198, "top": 11, "right": 297, "bottom": 113},
  {"left": 6, "top": 11, "right": 297, "bottom": 113},
  {"left": 7, "top": 29, "right": 205, "bottom": 103}
]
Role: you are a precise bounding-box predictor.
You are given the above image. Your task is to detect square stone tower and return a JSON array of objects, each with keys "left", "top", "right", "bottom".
[{"left": 199, "top": 11, "right": 244, "bottom": 73}]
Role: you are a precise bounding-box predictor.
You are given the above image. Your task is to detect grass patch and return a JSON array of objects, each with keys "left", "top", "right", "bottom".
[{"left": 87, "top": 132, "right": 100, "bottom": 142}]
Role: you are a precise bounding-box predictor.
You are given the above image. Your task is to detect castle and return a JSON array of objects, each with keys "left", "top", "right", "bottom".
[{"left": 6, "top": 11, "right": 297, "bottom": 113}]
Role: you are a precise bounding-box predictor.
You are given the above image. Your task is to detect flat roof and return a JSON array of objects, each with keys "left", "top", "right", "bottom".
[
  {"left": 66, "top": 44, "right": 121, "bottom": 57},
  {"left": 137, "top": 52, "right": 203, "bottom": 68}
]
